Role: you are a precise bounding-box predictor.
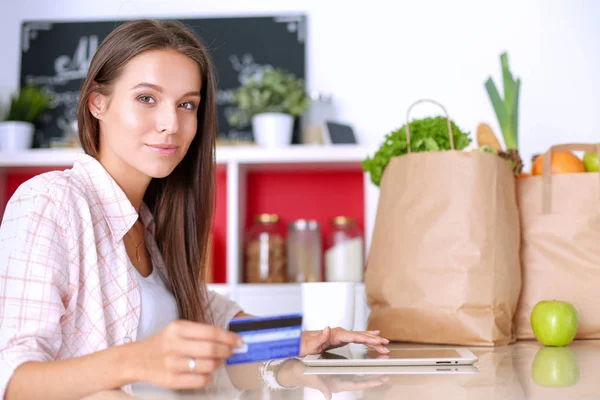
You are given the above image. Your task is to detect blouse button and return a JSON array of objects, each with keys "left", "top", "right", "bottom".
[{"left": 124, "top": 336, "right": 132, "bottom": 344}]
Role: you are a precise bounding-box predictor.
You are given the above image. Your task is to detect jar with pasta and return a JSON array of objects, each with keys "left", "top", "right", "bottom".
[{"left": 244, "top": 213, "right": 286, "bottom": 283}]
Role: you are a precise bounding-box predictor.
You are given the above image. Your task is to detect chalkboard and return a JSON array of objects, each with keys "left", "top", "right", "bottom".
[{"left": 19, "top": 15, "right": 306, "bottom": 147}]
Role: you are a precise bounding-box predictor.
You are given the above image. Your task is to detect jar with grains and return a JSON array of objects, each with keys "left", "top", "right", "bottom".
[
  {"left": 287, "top": 219, "right": 322, "bottom": 282},
  {"left": 244, "top": 213, "right": 286, "bottom": 283},
  {"left": 325, "top": 216, "right": 364, "bottom": 282}
]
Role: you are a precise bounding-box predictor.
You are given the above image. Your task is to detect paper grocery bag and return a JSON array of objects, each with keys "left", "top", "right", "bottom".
[
  {"left": 514, "top": 143, "right": 600, "bottom": 339},
  {"left": 365, "top": 100, "right": 522, "bottom": 346}
]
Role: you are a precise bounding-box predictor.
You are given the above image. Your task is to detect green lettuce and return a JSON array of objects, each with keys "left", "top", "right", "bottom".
[{"left": 362, "top": 116, "right": 472, "bottom": 186}]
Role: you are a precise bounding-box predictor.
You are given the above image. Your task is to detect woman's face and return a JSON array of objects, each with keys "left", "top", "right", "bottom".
[{"left": 92, "top": 49, "right": 202, "bottom": 181}]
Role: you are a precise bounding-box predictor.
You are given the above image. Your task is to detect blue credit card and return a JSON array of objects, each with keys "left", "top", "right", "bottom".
[{"left": 226, "top": 313, "right": 303, "bottom": 365}]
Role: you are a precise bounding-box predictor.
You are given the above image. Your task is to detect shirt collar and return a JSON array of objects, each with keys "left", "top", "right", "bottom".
[{"left": 73, "top": 154, "right": 156, "bottom": 242}]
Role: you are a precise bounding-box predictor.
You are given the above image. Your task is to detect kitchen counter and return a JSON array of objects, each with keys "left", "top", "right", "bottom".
[{"left": 85, "top": 339, "right": 599, "bottom": 399}]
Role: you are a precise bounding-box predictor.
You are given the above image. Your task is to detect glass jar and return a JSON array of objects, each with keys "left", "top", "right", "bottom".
[
  {"left": 287, "top": 219, "right": 322, "bottom": 282},
  {"left": 244, "top": 214, "right": 286, "bottom": 283},
  {"left": 324, "top": 216, "right": 364, "bottom": 282}
]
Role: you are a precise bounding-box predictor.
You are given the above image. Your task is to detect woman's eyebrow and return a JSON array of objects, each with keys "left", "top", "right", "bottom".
[
  {"left": 182, "top": 90, "right": 201, "bottom": 97},
  {"left": 131, "top": 82, "right": 201, "bottom": 97},
  {"left": 131, "top": 82, "right": 163, "bottom": 92}
]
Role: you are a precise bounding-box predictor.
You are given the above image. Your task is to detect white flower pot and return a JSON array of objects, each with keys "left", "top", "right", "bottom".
[
  {"left": 0, "top": 121, "right": 35, "bottom": 152},
  {"left": 252, "top": 112, "right": 294, "bottom": 147}
]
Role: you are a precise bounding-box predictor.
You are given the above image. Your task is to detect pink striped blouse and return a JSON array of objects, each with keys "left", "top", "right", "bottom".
[{"left": 0, "top": 154, "right": 242, "bottom": 397}]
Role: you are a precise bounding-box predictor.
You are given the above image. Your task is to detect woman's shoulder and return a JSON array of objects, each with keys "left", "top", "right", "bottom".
[
  {"left": 0, "top": 168, "right": 92, "bottom": 256},
  {"left": 7, "top": 167, "right": 92, "bottom": 217}
]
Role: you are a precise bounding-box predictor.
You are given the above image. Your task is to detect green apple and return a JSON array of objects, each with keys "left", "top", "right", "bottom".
[
  {"left": 530, "top": 300, "right": 578, "bottom": 346},
  {"left": 583, "top": 150, "right": 599, "bottom": 172},
  {"left": 532, "top": 346, "right": 580, "bottom": 387}
]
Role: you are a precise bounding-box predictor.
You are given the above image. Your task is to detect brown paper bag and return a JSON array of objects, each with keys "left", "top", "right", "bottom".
[
  {"left": 514, "top": 143, "right": 600, "bottom": 339},
  {"left": 365, "top": 100, "right": 522, "bottom": 346}
]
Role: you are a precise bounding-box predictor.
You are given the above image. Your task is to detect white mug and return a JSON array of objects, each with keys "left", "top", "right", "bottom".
[{"left": 301, "top": 282, "right": 355, "bottom": 331}]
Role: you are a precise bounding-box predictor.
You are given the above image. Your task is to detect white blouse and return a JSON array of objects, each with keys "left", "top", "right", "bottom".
[{"left": 131, "top": 262, "right": 179, "bottom": 341}]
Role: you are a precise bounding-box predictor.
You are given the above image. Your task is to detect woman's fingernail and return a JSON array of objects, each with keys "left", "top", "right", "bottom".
[
  {"left": 383, "top": 347, "right": 391, "bottom": 353},
  {"left": 237, "top": 338, "right": 245, "bottom": 348},
  {"left": 381, "top": 338, "right": 390, "bottom": 344}
]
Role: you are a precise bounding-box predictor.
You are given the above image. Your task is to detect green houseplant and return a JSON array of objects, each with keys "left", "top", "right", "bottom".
[
  {"left": 0, "top": 85, "right": 52, "bottom": 152},
  {"left": 228, "top": 67, "right": 310, "bottom": 147}
]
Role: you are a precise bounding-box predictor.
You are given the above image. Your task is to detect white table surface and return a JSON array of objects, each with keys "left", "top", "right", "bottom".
[{"left": 84, "top": 339, "right": 600, "bottom": 400}]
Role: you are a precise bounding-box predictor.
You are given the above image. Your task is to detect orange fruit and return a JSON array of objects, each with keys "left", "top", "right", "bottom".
[{"left": 531, "top": 152, "right": 585, "bottom": 176}]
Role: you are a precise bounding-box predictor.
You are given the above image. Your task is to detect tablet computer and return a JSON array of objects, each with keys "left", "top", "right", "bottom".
[
  {"left": 302, "top": 346, "right": 478, "bottom": 367},
  {"left": 303, "top": 365, "right": 479, "bottom": 375}
]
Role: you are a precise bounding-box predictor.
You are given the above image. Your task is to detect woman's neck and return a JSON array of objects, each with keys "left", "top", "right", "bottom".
[{"left": 98, "top": 152, "right": 151, "bottom": 213}]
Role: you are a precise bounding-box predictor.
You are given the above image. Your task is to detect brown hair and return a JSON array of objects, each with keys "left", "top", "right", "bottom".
[{"left": 77, "top": 19, "right": 216, "bottom": 323}]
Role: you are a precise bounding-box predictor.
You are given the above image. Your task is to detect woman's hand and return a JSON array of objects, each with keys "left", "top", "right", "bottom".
[
  {"left": 300, "top": 327, "right": 390, "bottom": 357},
  {"left": 129, "top": 320, "right": 243, "bottom": 390}
]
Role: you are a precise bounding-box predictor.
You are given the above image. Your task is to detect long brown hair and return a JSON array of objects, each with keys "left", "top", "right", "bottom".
[{"left": 77, "top": 19, "right": 216, "bottom": 324}]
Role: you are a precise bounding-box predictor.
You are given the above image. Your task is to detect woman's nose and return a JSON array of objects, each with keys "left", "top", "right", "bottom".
[{"left": 155, "top": 105, "right": 179, "bottom": 134}]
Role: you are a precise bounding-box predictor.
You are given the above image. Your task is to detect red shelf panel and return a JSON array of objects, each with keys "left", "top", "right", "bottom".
[
  {"left": 244, "top": 170, "right": 365, "bottom": 280},
  {"left": 211, "top": 169, "right": 227, "bottom": 283},
  {"left": 246, "top": 170, "right": 365, "bottom": 234}
]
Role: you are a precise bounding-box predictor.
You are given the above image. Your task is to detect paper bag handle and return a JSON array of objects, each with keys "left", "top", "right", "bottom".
[
  {"left": 405, "top": 99, "right": 454, "bottom": 154},
  {"left": 542, "top": 143, "right": 600, "bottom": 214}
]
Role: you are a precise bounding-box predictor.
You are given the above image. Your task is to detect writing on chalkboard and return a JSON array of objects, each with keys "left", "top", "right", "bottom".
[
  {"left": 21, "top": 22, "right": 52, "bottom": 52},
  {"left": 25, "top": 35, "right": 97, "bottom": 86},
  {"left": 55, "top": 35, "right": 98, "bottom": 81},
  {"left": 24, "top": 35, "right": 100, "bottom": 143},
  {"left": 20, "top": 15, "right": 306, "bottom": 146}
]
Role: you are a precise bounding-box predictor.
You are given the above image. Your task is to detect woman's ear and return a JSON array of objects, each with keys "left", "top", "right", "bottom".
[{"left": 88, "top": 82, "right": 106, "bottom": 119}]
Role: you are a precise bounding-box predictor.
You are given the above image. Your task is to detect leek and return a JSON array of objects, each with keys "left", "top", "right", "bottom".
[{"left": 485, "top": 52, "right": 520, "bottom": 150}]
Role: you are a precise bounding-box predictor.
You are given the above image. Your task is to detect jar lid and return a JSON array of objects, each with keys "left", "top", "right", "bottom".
[
  {"left": 331, "top": 216, "right": 354, "bottom": 226},
  {"left": 255, "top": 213, "right": 280, "bottom": 224},
  {"left": 288, "top": 219, "right": 320, "bottom": 231}
]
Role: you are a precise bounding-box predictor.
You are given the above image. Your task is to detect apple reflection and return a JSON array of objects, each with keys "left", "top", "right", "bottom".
[{"left": 531, "top": 346, "right": 580, "bottom": 388}]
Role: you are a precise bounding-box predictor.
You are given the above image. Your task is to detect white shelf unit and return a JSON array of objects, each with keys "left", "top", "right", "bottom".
[{"left": 0, "top": 145, "right": 381, "bottom": 330}]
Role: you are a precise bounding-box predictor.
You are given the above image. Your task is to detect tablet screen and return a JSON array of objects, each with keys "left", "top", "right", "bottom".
[{"left": 319, "top": 349, "right": 462, "bottom": 360}]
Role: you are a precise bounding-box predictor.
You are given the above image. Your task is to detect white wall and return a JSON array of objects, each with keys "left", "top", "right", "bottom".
[{"left": 0, "top": 0, "right": 599, "bottom": 168}]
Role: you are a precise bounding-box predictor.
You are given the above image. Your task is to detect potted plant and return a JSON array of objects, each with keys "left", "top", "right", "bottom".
[
  {"left": 0, "top": 85, "right": 52, "bottom": 152},
  {"left": 228, "top": 67, "right": 310, "bottom": 147}
]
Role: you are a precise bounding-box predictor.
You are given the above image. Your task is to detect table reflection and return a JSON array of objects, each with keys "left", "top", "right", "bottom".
[{"left": 84, "top": 340, "right": 600, "bottom": 400}]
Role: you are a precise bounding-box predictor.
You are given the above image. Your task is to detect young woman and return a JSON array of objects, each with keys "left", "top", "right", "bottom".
[{"left": 0, "top": 19, "right": 389, "bottom": 400}]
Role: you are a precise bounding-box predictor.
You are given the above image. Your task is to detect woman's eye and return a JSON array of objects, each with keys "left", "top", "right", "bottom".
[
  {"left": 137, "top": 95, "right": 155, "bottom": 104},
  {"left": 180, "top": 101, "right": 197, "bottom": 110}
]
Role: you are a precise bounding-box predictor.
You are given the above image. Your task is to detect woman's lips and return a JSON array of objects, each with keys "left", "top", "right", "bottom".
[{"left": 147, "top": 144, "right": 178, "bottom": 156}]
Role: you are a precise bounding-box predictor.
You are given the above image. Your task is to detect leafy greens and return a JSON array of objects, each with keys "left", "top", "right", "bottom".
[{"left": 362, "top": 116, "right": 472, "bottom": 186}]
